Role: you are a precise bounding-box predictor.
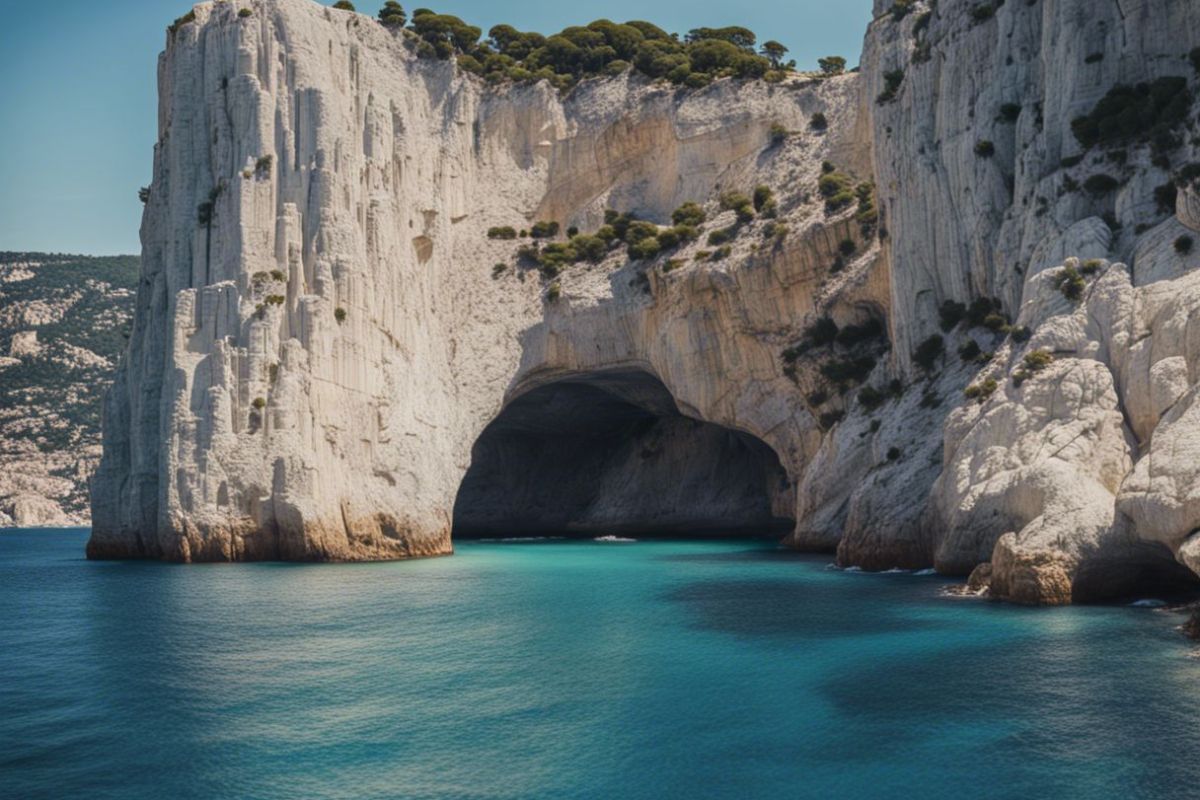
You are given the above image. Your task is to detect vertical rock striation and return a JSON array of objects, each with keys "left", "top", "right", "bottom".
[{"left": 93, "top": 0, "right": 1200, "bottom": 604}]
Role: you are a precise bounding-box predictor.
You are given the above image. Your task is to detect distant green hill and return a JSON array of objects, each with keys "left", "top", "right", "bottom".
[{"left": 0, "top": 252, "right": 139, "bottom": 526}]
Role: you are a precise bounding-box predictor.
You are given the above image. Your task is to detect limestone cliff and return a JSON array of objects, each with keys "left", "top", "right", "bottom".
[{"left": 91, "top": 0, "right": 1200, "bottom": 605}]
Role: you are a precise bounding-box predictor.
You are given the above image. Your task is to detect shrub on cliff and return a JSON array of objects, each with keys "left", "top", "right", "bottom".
[
  {"left": 818, "top": 56, "right": 846, "bottom": 76},
  {"left": 378, "top": 1, "right": 407, "bottom": 28},
  {"left": 401, "top": 12, "right": 785, "bottom": 91},
  {"left": 1177, "top": 235, "right": 1195, "bottom": 255},
  {"left": 877, "top": 69, "right": 904, "bottom": 104},
  {"left": 487, "top": 226, "right": 518, "bottom": 240},
  {"left": 1083, "top": 174, "right": 1120, "bottom": 196},
  {"left": 913, "top": 335, "right": 944, "bottom": 371},
  {"left": 671, "top": 202, "right": 706, "bottom": 227},
  {"left": 1071, "top": 77, "right": 1191, "bottom": 150},
  {"left": 530, "top": 221, "right": 560, "bottom": 239},
  {"left": 810, "top": 112, "right": 828, "bottom": 131},
  {"left": 938, "top": 300, "right": 966, "bottom": 331},
  {"left": 332, "top": 1, "right": 356, "bottom": 11},
  {"left": 975, "top": 140, "right": 995, "bottom": 158}
]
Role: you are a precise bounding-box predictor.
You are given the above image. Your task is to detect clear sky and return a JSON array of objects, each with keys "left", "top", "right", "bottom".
[{"left": 0, "top": 0, "right": 872, "bottom": 256}]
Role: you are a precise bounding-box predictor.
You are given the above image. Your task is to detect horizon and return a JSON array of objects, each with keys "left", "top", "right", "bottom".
[{"left": 0, "top": 0, "right": 871, "bottom": 256}]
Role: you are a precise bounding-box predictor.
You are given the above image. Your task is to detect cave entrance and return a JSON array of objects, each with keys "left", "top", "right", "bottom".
[{"left": 452, "top": 370, "right": 794, "bottom": 539}]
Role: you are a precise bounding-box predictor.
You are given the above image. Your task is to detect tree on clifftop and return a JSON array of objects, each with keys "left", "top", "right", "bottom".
[{"left": 378, "top": 1, "right": 406, "bottom": 28}]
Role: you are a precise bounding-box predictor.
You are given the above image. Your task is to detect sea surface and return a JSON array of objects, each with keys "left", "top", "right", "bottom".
[{"left": 3, "top": 528, "right": 1200, "bottom": 800}]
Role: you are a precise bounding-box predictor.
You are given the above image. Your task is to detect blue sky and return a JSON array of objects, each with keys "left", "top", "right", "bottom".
[{"left": 0, "top": 0, "right": 871, "bottom": 256}]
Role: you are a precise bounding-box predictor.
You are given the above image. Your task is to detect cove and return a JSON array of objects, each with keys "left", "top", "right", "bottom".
[{"left": 3, "top": 529, "right": 1200, "bottom": 800}]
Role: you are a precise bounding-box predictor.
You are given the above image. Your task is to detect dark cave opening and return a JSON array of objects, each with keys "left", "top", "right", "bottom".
[{"left": 452, "top": 370, "right": 795, "bottom": 539}]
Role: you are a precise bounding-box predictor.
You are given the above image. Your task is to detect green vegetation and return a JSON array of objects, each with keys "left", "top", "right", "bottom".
[
  {"left": 492, "top": 262, "right": 508, "bottom": 278},
  {"left": 332, "top": 1, "right": 356, "bottom": 11},
  {"left": 1178, "top": 235, "right": 1195, "bottom": 256},
  {"left": 169, "top": 10, "right": 196, "bottom": 36},
  {"left": 392, "top": 12, "right": 796, "bottom": 91},
  {"left": 1023, "top": 350, "right": 1054, "bottom": 371},
  {"left": 958, "top": 339, "right": 982, "bottom": 363},
  {"left": 530, "top": 220, "right": 560, "bottom": 239},
  {"left": 1080, "top": 259, "right": 1103, "bottom": 275},
  {"left": 252, "top": 397, "right": 266, "bottom": 410},
  {"left": 1051, "top": 264, "right": 1086, "bottom": 301},
  {"left": 970, "top": 4, "right": 997, "bottom": 24},
  {"left": 334, "top": 307, "right": 347, "bottom": 323},
  {"left": 964, "top": 378, "right": 998, "bottom": 401},
  {"left": 671, "top": 202, "right": 706, "bottom": 227},
  {"left": 487, "top": 226, "right": 518, "bottom": 240},
  {"left": 378, "top": 1, "right": 406, "bottom": 27},
  {"left": 913, "top": 334, "right": 944, "bottom": 371},
  {"left": 810, "top": 112, "right": 828, "bottom": 131},
  {"left": 818, "top": 56, "right": 846, "bottom": 75},
  {"left": 546, "top": 281, "right": 561, "bottom": 301},
  {"left": 975, "top": 140, "right": 995, "bottom": 158},
  {"left": 998, "top": 103, "right": 1021, "bottom": 123},
  {"left": 1083, "top": 174, "right": 1120, "bottom": 196},
  {"left": 877, "top": 69, "right": 904, "bottom": 104},
  {"left": 938, "top": 300, "right": 966, "bottom": 331},
  {"left": 889, "top": 1, "right": 916, "bottom": 21},
  {"left": 138, "top": 186, "right": 150, "bottom": 204},
  {"left": 819, "top": 166, "right": 856, "bottom": 213},
  {"left": 1070, "top": 77, "right": 1192, "bottom": 150},
  {"left": 255, "top": 155, "right": 273, "bottom": 176},
  {"left": 239, "top": 8, "right": 253, "bottom": 19}
]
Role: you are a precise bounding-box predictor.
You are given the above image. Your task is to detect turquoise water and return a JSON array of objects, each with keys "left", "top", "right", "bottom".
[{"left": 3, "top": 529, "right": 1200, "bottom": 799}]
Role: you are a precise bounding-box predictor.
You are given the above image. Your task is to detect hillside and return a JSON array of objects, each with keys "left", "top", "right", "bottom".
[{"left": 0, "top": 253, "right": 138, "bottom": 526}]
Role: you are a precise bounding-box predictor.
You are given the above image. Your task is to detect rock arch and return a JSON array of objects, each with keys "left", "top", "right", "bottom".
[{"left": 453, "top": 368, "right": 794, "bottom": 539}]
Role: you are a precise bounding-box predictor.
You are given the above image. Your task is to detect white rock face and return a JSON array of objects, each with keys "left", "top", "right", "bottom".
[{"left": 92, "top": 0, "right": 1200, "bottom": 604}]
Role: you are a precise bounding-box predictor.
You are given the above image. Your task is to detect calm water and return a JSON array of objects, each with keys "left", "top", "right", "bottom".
[{"left": 3, "top": 529, "right": 1200, "bottom": 799}]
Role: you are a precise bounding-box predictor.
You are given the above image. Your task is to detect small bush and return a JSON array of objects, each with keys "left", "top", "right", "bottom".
[
  {"left": 1177, "top": 235, "right": 1195, "bottom": 255},
  {"left": 839, "top": 239, "right": 857, "bottom": 257},
  {"left": 1156, "top": 183, "right": 1179, "bottom": 214},
  {"left": 1083, "top": 174, "right": 1121, "bottom": 196},
  {"left": 239, "top": 8, "right": 254, "bottom": 19},
  {"left": 332, "top": 1, "right": 356, "bottom": 10},
  {"left": 982, "top": 312, "right": 1008, "bottom": 331},
  {"left": 877, "top": 69, "right": 905, "bottom": 104},
  {"left": 886, "top": 447, "right": 902, "bottom": 462},
  {"left": 998, "top": 103, "right": 1021, "bottom": 123},
  {"left": 970, "top": 4, "right": 996, "bottom": 24},
  {"left": 334, "top": 307, "right": 347, "bottom": 323},
  {"left": 1010, "top": 326, "right": 1032, "bottom": 343},
  {"left": 378, "top": 1, "right": 406, "bottom": 27},
  {"left": 492, "top": 263, "right": 507, "bottom": 278},
  {"left": 1052, "top": 264, "right": 1086, "bottom": 301},
  {"left": 671, "top": 202, "right": 706, "bottom": 227},
  {"left": 1080, "top": 259, "right": 1103, "bottom": 275},
  {"left": 546, "top": 282, "right": 561, "bottom": 302},
  {"left": 252, "top": 397, "right": 266, "bottom": 410},
  {"left": 753, "top": 186, "right": 775, "bottom": 213},
  {"left": 1070, "top": 77, "right": 1192, "bottom": 150},
  {"left": 958, "top": 339, "right": 982, "bottom": 362},
  {"left": 975, "top": 140, "right": 996, "bottom": 158},
  {"left": 138, "top": 186, "right": 150, "bottom": 204},
  {"left": 270, "top": 270, "right": 285, "bottom": 282},
  {"left": 707, "top": 227, "right": 735, "bottom": 246},
  {"left": 938, "top": 300, "right": 966, "bottom": 331},
  {"left": 913, "top": 334, "right": 944, "bottom": 371},
  {"left": 530, "top": 220, "right": 560, "bottom": 239},
  {"left": 964, "top": 378, "right": 998, "bottom": 401},
  {"left": 1023, "top": 350, "right": 1053, "bottom": 371},
  {"left": 810, "top": 112, "right": 828, "bottom": 131},
  {"left": 859, "top": 385, "right": 887, "bottom": 410},
  {"left": 805, "top": 317, "right": 840, "bottom": 348},
  {"left": 628, "top": 237, "right": 661, "bottom": 261},
  {"left": 808, "top": 389, "right": 829, "bottom": 406},
  {"left": 818, "top": 55, "right": 847, "bottom": 74},
  {"left": 769, "top": 123, "right": 789, "bottom": 145},
  {"left": 487, "top": 226, "right": 517, "bottom": 240},
  {"left": 255, "top": 155, "right": 273, "bottom": 176}
]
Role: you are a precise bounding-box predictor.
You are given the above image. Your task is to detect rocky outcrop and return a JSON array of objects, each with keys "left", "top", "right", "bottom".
[{"left": 91, "top": 0, "right": 1200, "bottom": 604}]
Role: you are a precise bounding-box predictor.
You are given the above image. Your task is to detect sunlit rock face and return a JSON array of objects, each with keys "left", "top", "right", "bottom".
[{"left": 93, "top": 0, "right": 1200, "bottom": 604}]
